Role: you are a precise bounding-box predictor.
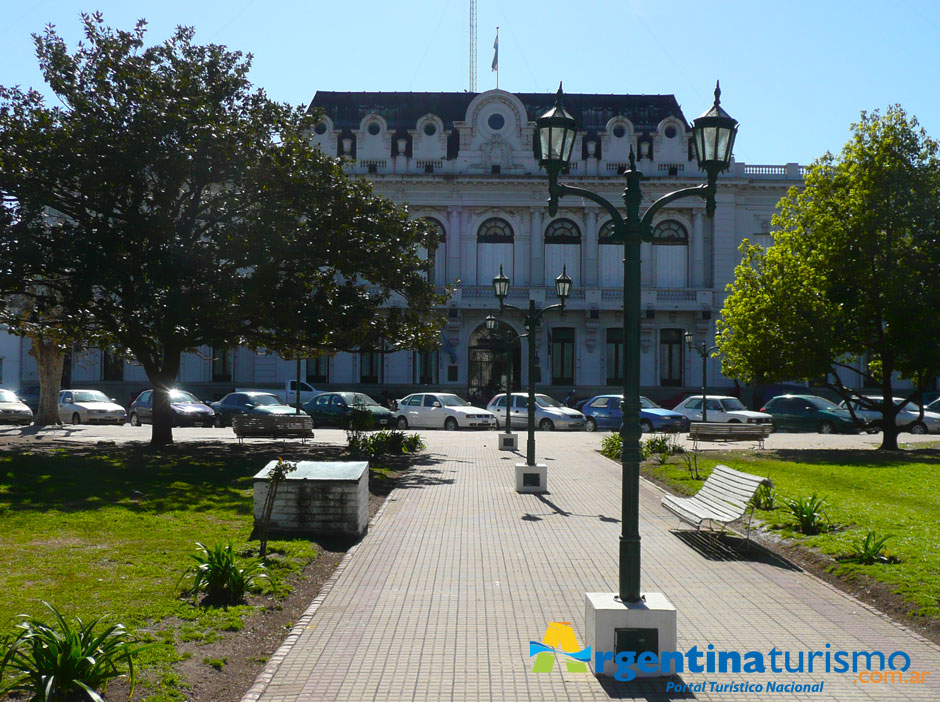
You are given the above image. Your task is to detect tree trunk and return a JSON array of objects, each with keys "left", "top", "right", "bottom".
[
  {"left": 878, "top": 378, "right": 900, "bottom": 451},
  {"left": 28, "top": 336, "right": 65, "bottom": 426},
  {"left": 144, "top": 349, "right": 181, "bottom": 447}
]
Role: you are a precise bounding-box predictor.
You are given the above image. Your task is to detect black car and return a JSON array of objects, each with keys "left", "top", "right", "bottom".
[
  {"left": 302, "top": 392, "right": 393, "bottom": 429},
  {"left": 210, "top": 391, "right": 298, "bottom": 427},
  {"left": 128, "top": 389, "right": 215, "bottom": 427}
]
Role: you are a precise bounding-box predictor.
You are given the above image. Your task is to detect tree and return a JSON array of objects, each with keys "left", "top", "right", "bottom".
[
  {"left": 0, "top": 15, "right": 444, "bottom": 446},
  {"left": 717, "top": 106, "right": 940, "bottom": 450}
]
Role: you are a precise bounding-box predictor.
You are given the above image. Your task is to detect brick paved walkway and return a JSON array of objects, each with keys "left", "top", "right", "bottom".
[{"left": 243, "top": 431, "right": 940, "bottom": 701}]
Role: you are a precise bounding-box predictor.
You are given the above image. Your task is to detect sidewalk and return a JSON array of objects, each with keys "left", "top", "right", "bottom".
[{"left": 243, "top": 431, "right": 940, "bottom": 701}]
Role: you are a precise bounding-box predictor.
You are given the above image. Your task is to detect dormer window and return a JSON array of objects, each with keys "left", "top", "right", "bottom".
[
  {"left": 314, "top": 123, "right": 328, "bottom": 135},
  {"left": 664, "top": 125, "right": 677, "bottom": 139},
  {"left": 423, "top": 123, "right": 437, "bottom": 136},
  {"left": 367, "top": 122, "right": 381, "bottom": 136},
  {"left": 612, "top": 125, "right": 626, "bottom": 138},
  {"left": 487, "top": 113, "right": 505, "bottom": 131}
]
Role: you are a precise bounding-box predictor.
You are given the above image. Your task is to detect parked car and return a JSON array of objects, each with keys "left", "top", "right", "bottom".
[
  {"left": 236, "top": 380, "right": 320, "bottom": 406},
  {"left": 395, "top": 392, "right": 497, "bottom": 430},
  {"left": 0, "top": 389, "right": 33, "bottom": 425},
  {"left": 579, "top": 394, "right": 689, "bottom": 433},
  {"left": 14, "top": 385, "right": 41, "bottom": 413},
  {"left": 302, "top": 392, "right": 393, "bottom": 429},
  {"left": 672, "top": 394, "right": 773, "bottom": 425},
  {"left": 129, "top": 389, "right": 216, "bottom": 427},
  {"left": 839, "top": 397, "right": 940, "bottom": 434},
  {"left": 484, "top": 392, "right": 585, "bottom": 431},
  {"left": 210, "top": 391, "right": 297, "bottom": 427},
  {"left": 760, "top": 394, "right": 863, "bottom": 434},
  {"left": 58, "top": 389, "right": 126, "bottom": 425}
]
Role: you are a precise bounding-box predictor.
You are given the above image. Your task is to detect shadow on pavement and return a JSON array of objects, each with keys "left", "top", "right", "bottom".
[
  {"left": 669, "top": 530, "right": 801, "bottom": 570},
  {"left": 599, "top": 674, "right": 697, "bottom": 700},
  {"left": 518, "top": 493, "right": 621, "bottom": 524}
]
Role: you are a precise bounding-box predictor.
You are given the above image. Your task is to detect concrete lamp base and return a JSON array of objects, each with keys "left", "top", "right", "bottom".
[
  {"left": 515, "top": 463, "right": 547, "bottom": 493},
  {"left": 585, "top": 592, "right": 677, "bottom": 679},
  {"left": 498, "top": 432, "right": 519, "bottom": 451}
]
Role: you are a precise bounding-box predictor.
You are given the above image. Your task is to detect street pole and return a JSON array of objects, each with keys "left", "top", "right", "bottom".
[{"left": 685, "top": 332, "right": 719, "bottom": 423}]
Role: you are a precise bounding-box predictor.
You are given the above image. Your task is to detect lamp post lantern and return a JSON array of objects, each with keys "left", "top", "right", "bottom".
[
  {"left": 685, "top": 330, "right": 719, "bottom": 423},
  {"left": 536, "top": 82, "right": 737, "bottom": 618},
  {"left": 492, "top": 264, "right": 571, "bottom": 467}
]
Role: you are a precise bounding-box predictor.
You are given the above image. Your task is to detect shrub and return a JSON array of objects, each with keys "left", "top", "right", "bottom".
[
  {"left": 349, "top": 430, "right": 425, "bottom": 458},
  {"left": 0, "top": 602, "right": 156, "bottom": 701},
  {"left": 179, "top": 542, "right": 268, "bottom": 605},
  {"left": 751, "top": 482, "right": 776, "bottom": 510},
  {"left": 600, "top": 433, "right": 622, "bottom": 461},
  {"left": 785, "top": 493, "right": 829, "bottom": 535},
  {"left": 845, "top": 530, "right": 894, "bottom": 565}
]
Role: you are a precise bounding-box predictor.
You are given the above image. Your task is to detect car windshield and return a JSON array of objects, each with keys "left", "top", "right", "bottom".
[
  {"left": 249, "top": 394, "right": 281, "bottom": 406},
  {"left": 639, "top": 396, "right": 659, "bottom": 409},
  {"left": 348, "top": 393, "right": 380, "bottom": 406},
  {"left": 73, "top": 391, "right": 111, "bottom": 403},
  {"left": 440, "top": 395, "right": 470, "bottom": 407},
  {"left": 535, "top": 395, "right": 563, "bottom": 408},
  {"left": 0, "top": 390, "right": 19, "bottom": 403},
  {"left": 720, "top": 398, "right": 746, "bottom": 411},
  {"left": 169, "top": 390, "right": 200, "bottom": 403},
  {"left": 807, "top": 397, "right": 840, "bottom": 410}
]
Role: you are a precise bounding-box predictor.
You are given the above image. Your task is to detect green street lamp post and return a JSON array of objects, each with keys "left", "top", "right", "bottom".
[
  {"left": 492, "top": 265, "right": 573, "bottom": 466},
  {"left": 535, "top": 82, "right": 737, "bottom": 604},
  {"left": 485, "top": 313, "right": 524, "bottom": 437},
  {"left": 685, "top": 330, "right": 719, "bottom": 423}
]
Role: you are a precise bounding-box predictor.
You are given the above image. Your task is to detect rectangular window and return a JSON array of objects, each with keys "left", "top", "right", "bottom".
[
  {"left": 606, "top": 327, "right": 623, "bottom": 385},
  {"left": 306, "top": 356, "right": 329, "bottom": 384},
  {"left": 550, "top": 327, "right": 575, "bottom": 385},
  {"left": 212, "top": 348, "right": 234, "bottom": 382},
  {"left": 659, "top": 329, "right": 683, "bottom": 387},
  {"left": 102, "top": 349, "right": 124, "bottom": 382},
  {"left": 414, "top": 350, "right": 439, "bottom": 385},
  {"left": 360, "top": 350, "right": 383, "bottom": 384}
]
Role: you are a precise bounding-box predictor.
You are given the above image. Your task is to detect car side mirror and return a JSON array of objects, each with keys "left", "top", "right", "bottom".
[
  {"left": 244, "top": 403, "right": 255, "bottom": 409},
  {"left": 111, "top": 398, "right": 117, "bottom": 402},
  {"left": 433, "top": 401, "right": 442, "bottom": 408}
]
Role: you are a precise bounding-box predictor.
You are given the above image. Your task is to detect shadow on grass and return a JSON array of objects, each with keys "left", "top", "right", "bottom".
[
  {"left": 669, "top": 529, "right": 801, "bottom": 570},
  {"left": 0, "top": 442, "right": 431, "bottom": 514},
  {"left": 768, "top": 448, "right": 940, "bottom": 466},
  {"left": 598, "top": 674, "right": 697, "bottom": 700}
]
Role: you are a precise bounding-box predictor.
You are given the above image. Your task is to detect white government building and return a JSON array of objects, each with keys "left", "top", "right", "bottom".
[{"left": 2, "top": 88, "right": 811, "bottom": 405}]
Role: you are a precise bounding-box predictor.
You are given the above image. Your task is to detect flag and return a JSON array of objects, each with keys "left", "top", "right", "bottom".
[{"left": 491, "top": 33, "right": 498, "bottom": 72}]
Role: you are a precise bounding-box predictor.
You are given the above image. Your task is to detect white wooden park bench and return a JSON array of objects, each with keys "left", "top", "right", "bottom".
[
  {"left": 232, "top": 414, "right": 314, "bottom": 444},
  {"left": 661, "top": 464, "right": 772, "bottom": 543},
  {"left": 688, "top": 421, "right": 772, "bottom": 450}
]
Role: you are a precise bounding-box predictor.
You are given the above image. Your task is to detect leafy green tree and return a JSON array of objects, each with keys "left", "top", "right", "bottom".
[
  {"left": 717, "top": 106, "right": 940, "bottom": 450},
  {"left": 0, "top": 15, "right": 444, "bottom": 445}
]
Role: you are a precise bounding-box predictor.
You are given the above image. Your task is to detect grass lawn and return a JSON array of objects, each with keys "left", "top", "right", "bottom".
[
  {"left": 641, "top": 447, "right": 940, "bottom": 620},
  {"left": 0, "top": 442, "right": 345, "bottom": 701}
]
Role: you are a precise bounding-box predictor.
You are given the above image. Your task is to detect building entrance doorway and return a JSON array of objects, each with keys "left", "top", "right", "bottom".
[{"left": 467, "top": 322, "right": 521, "bottom": 406}]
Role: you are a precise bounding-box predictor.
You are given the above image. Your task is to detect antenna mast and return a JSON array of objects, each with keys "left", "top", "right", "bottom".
[{"left": 469, "top": 0, "right": 477, "bottom": 92}]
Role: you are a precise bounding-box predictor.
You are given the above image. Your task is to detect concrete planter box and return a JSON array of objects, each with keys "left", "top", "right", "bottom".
[{"left": 253, "top": 460, "right": 369, "bottom": 537}]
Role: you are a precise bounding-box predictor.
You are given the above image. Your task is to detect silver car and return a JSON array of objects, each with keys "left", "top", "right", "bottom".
[
  {"left": 59, "top": 389, "right": 127, "bottom": 425},
  {"left": 839, "top": 397, "right": 940, "bottom": 434},
  {"left": 485, "top": 392, "right": 585, "bottom": 431}
]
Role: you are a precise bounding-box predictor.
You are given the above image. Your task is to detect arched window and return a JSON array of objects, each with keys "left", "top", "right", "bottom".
[
  {"left": 544, "top": 218, "right": 581, "bottom": 244},
  {"left": 477, "top": 217, "right": 514, "bottom": 243},
  {"left": 598, "top": 220, "right": 623, "bottom": 286},
  {"left": 653, "top": 220, "right": 689, "bottom": 287},
  {"left": 598, "top": 220, "right": 618, "bottom": 244}
]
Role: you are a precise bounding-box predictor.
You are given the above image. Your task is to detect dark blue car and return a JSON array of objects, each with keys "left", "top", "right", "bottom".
[{"left": 581, "top": 394, "right": 689, "bottom": 433}]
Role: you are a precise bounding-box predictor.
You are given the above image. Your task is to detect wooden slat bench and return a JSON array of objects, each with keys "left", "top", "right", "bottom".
[
  {"left": 689, "top": 422, "right": 772, "bottom": 450},
  {"left": 661, "top": 464, "right": 772, "bottom": 543},
  {"left": 232, "top": 414, "right": 314, "bottom": 444}
]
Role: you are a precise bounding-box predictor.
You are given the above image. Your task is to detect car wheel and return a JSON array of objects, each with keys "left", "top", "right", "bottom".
[
  {"left": 214, "top": 414, "right": 225, "bottom": 428},
  {"left": 819, "top": 421, "right": 835, "bottom": 435},
  {"left": 585, "top": 417, "right": 598, "bottom": 432},
  {"left": 728, "top": 419, "right": 742, "bottom": 423},
  {"left": 397, "top": 416, "right": 408, "bottom": 430},
  {"left": 308, "top": 416, "right": 318, "bottom": 429},
  {"left": 71, "top": 413, "right": 81, "bottom": 425},
  {"left": 539, "top": 418, "right": 555, "bottom": 431},
  {"left": 129, "top": 412, "right": 140, "bottom": 427},
  {"left": 639, "top": 419, "right": 653, "bottom": 433},
  {"left": 444, "top": 417, "right": 458, "bottom": 431},
  {"left": 911, "top": 422, "right": 928, "bottom": 435}
]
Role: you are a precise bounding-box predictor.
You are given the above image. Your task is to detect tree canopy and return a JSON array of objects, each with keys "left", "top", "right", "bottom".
[
  {"left": 0, "top": 15, "right": 445, "bottom": 444},
  {"left": 717, "top": 106, "right": 940, "bottom": 449}
]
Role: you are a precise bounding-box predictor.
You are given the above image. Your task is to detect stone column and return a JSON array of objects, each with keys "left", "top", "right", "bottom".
[
  {"left": 530, "top": 209, "right": 544, "bottom": 287},
  {"left": 461, "top": 209, "right": 477, "bottom": 285},
  {"left": 691, "top": 210, "right": 704, "bottom": 288},
  {"left": 447, "top": 207, "right": 461, "bottom": 286},
  {"left": 584, "top": 210, "right": 598, "bottom": 287}
]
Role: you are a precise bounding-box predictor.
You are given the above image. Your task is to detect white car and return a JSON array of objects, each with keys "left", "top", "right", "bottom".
[
  {"left": 839, "top": 397, "right": 940, "bottom": 434},
  {"left": 394, "top": 393, "right": 497, "bottom": 430},
  {"left": 0, "top": 389, "right": 33, "bottom": 425},
  {"left": 59, "top": 389, "right": 127, "bottom": 425},
  {"left": 673, "top": 394, "right": 773, "bottom": 425},
  {"left": 485, "top": 392, "right": 586, "bottom": 431}
]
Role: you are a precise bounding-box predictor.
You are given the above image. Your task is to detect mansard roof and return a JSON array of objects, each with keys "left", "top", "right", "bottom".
[{"left": 308, "top": 91, "right": 689, "bottom": 131}]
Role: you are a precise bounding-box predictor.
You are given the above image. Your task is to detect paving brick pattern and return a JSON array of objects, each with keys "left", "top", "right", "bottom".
[{"left": 243, "top": 431, "right": 940, "bottom": 701}]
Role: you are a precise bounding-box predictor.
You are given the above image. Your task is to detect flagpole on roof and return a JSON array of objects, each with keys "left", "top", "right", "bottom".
[{"left": 492, "top": 27, "right": 499, "bottom": 89}]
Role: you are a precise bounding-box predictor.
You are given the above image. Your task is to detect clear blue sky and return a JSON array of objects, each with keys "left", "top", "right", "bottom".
[{"left": 2, "top": 0, "right": 938, "bottom": 166}]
